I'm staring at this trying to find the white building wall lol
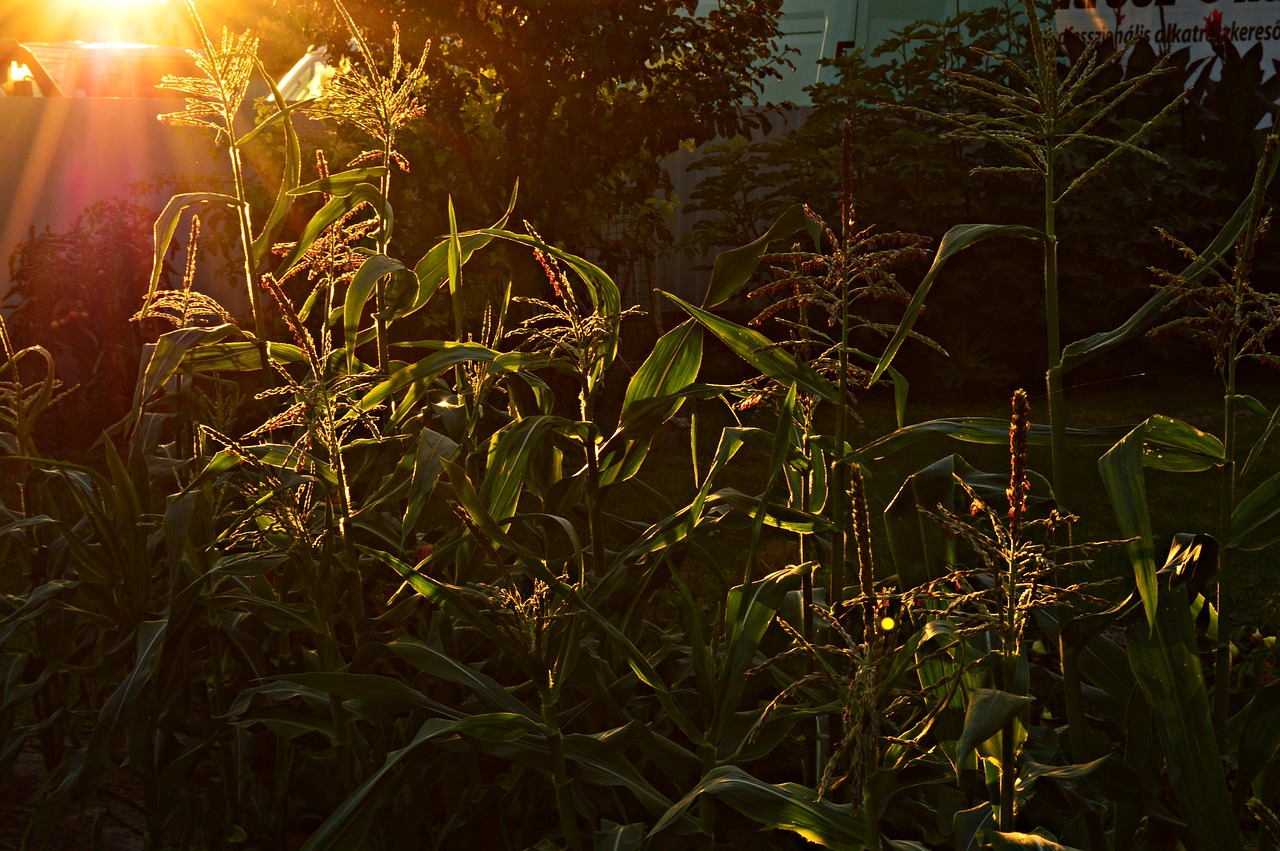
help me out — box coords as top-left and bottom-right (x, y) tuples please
(699, 0), (1008, 106)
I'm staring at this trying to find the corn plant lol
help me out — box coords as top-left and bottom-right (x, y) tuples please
(152, 1), (272, 352)
(866, 0), (1183, 508)
(308, 0), (429, 372)
(1104, 126), (1280, 742)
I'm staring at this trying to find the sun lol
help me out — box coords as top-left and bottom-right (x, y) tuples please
(71, 0), (170, 7)
(39, 0), (185, 45)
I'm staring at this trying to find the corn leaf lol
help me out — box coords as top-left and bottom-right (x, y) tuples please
(650, 765), (871, 848)
(1126, 583), (1243, 850)
(715, 566), (805, 746)
(409, 184), (518, 317)
(1234, 683), (1280, 810)
(1061, 175), (1275, 372)
(617, 320), (702, 430)
(344, 253), (406, 366)
(356, 342), (497, 412)
(1100, 417), (1226, 627)
(400, 429), (459, 546)
(301, 714), (542, 851)
(956, 688), (1032, 771)
(173, 341), (306, 373)
(44, 619), (168, 816)
(884, 455), (962, 591)
(145, 192), (240, 303)
(858, 419), (1130, 463)
(702, 203), (819, 308)
(1230, 467), (1280, 550)
(1240, 395), (1280, 477)
(592, 823), (644, 851)
(287, 166), (389, 198)
(1099, 423), (1160, 630)
(868, 223), (1044, 386)
(273, 672), (460, 718)
(481, 415), (577, 526)
(475, 228), (620, 323)
(1138, 416), (1224, 472)
(981, 830), (1082, 850)
(664, 293), (839, 404)
(275, 183), (393, 275)
(247, 68), (306, 265)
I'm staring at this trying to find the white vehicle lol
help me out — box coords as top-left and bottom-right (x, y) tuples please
(23, 41), (197, 98)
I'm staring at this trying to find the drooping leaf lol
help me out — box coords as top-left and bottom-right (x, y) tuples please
(287, 166), (389, 198)
(606, 319), (704, 474)
(355, 342), (498, 413)
(981, 830), (1083, 850)
(275, 183), (393, 275)
(1231, 467), (1280, 550)
(1240, 395), (1280, 477)
(1100, 416), (1225, 627)
(171, 341), (306, 374)
(301, 714), (542, 851)
(475, 228), (620, 324)
(884, 455), (962, 591)
(1234, 683), (1280, 810)
(1099, 424), (1161, 629)
(1062, 180), (1276, 372)
(248, 70), (306, 265)
(650, 765), (870, 848)
(1126, 583), (1243, 851)
(562, 729), (680, 817)
(409, 183), (518, 317)
(343, 253), (407, 366)
(868, 223), (1045, 385)
(702, 203), (820, 307)
(858, 419), (1130, 463)
(665, 293), (839, 404)
(273, 672), (458, 718)
(592, 822), (645, 851)
(1138, 416), (1224, 473)
(956, 688), (1032, 771)
(145, 192), (241, 303)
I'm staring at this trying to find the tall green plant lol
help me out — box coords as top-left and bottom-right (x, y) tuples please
(310, 0), (429, 372)
(154, 2), (272, 352)
(1147, 129), (1280, 738)
(870, 0), (1182, 508)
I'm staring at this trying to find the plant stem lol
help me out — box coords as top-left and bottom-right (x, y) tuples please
(1042, 159), (1069, 510)
(999, 549), (1019, 832)
(831, 276), (850, 611)
(582, 389), (604, 582)
(374, 143), (394, 373)
(800, 429), (818, 785)
(542, 687), (582, 851)
(228, 145), (265, 355)
(1059, 634), (1091, 763)
(1214, 359), (1237, 745)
